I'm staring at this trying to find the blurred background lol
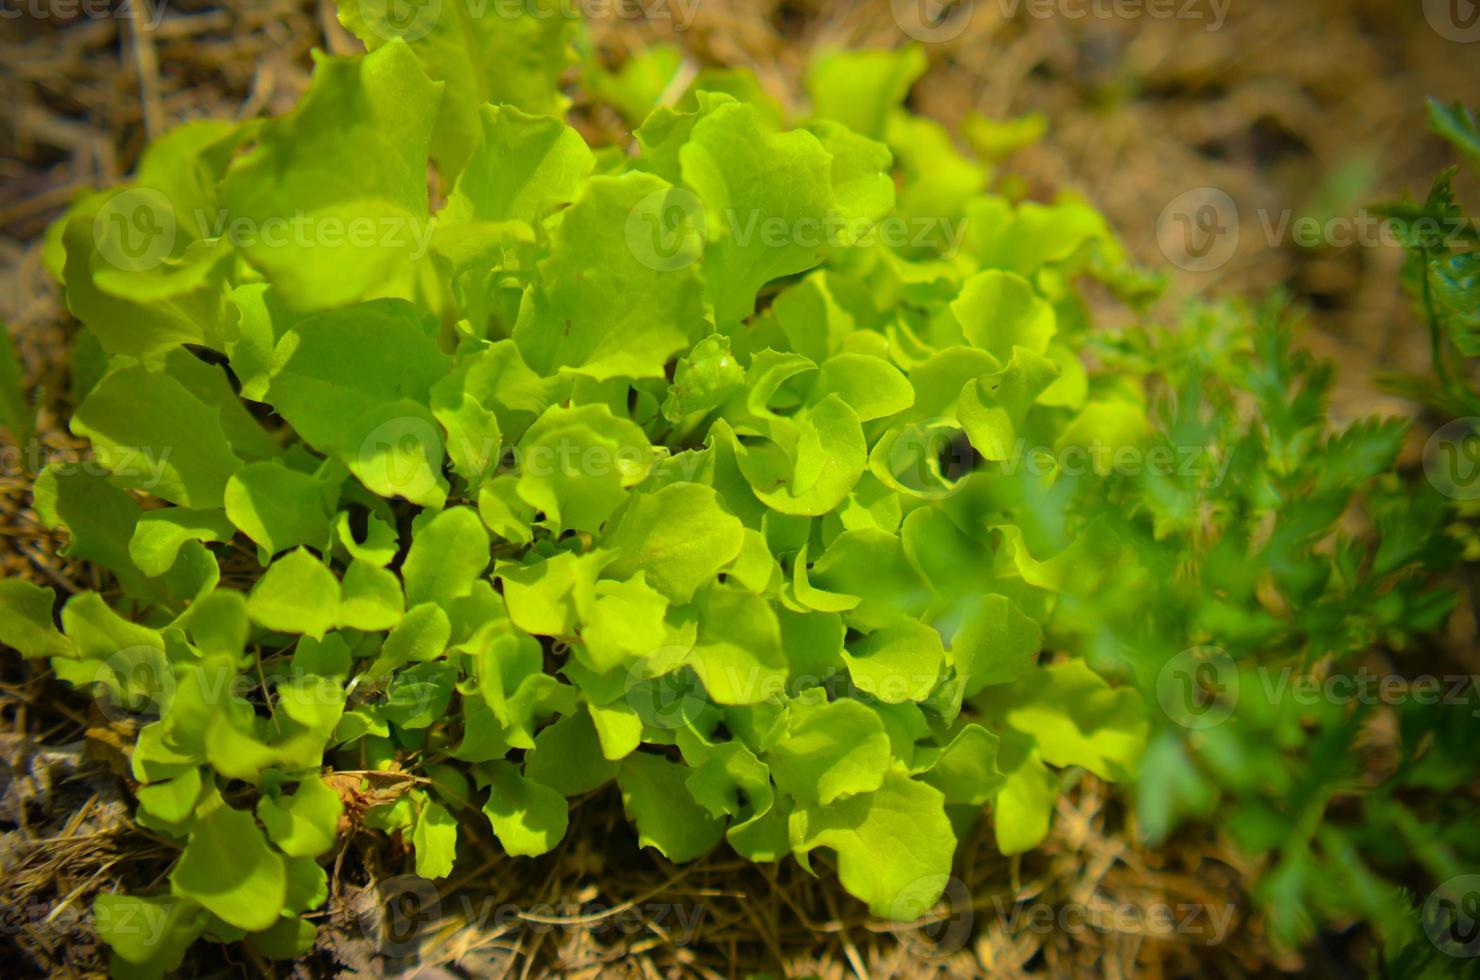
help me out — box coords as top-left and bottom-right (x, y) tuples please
(0, 1), (1476, 976)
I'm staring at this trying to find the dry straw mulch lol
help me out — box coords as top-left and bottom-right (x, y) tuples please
(1, 1), (1473, 975)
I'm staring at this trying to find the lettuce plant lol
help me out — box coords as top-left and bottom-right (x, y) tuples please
(0, 12), (1165, 972)
(0, 3), (1466, 976)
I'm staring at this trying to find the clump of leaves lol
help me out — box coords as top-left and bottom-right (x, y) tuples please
(0, 9), (1169, 975)
(1, 6), (1472, 976)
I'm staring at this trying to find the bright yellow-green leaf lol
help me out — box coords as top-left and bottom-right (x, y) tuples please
(481, 761), (569, 857)
(225, 460), (336, 557)
(403, 507), (490, 609)
(976, 660), (1148, 783)
(806, 46), (927, 141)
(788, 769), (955, 920)
(257, 775), (344, 858)
(618, 752), (724, 862)
(768, 698), (890, 805)
(513, 404), (652, 533)
(689, 585), (788, 705)
(601, 482), (745, 603)
(841, 620), (945, 704)
(72, 363), (242, 509)
(338, 0), (576, 179)
(170, 789), (286, 932)
(577, 573), (669, 674)
(514, 173), (706, 382)
(246, 548), (341, 637)
(525, 711), (619, 796)
(338, 561), (405, 632)
(219, 41), (442, 310)
(411, 797), (458, 879)
(0, 581), (71, 659)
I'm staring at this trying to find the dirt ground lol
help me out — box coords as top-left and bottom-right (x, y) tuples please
(0, 0), (1476, 975)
